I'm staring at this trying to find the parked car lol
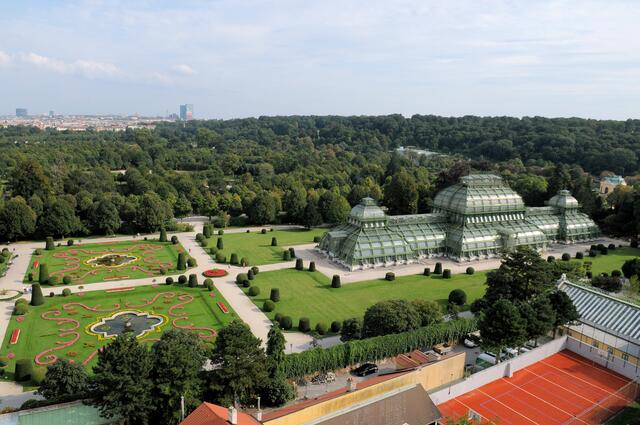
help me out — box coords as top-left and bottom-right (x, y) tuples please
(352, 363), (378, 377)
(463, 331), (482, 348)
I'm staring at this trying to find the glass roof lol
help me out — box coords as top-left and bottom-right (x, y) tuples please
(546, 190), (580, 209)
(433, 174), (525, 215)
(349, 197), (386, 221)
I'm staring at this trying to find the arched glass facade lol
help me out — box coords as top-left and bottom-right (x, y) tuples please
(319, 175), (600, 270)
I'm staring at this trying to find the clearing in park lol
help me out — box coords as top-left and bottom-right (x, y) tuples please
(23, 240), (192, 285)
(243, 268), (487, 331)
(1, 284), (236, 381)
(206, 228), (325, 266)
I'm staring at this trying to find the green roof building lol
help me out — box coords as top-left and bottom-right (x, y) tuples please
(319, 174), (599, 270)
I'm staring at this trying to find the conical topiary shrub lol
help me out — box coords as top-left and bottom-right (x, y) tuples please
(45, 237), (54, 251)
(159, 228), (167, 242)
(271, 237), (278, 246)
(177, 253), (186, 270)
(331, 275), (341, 288)
(309, 261), (316, 272)
(30, 283), (44, 306)
(270, 288), (280, 302)
(188, 274), (198, 287)
(38, 264), (49, 285)
(434, 262), (443, 274)
(295, 258), (303, 270)
(217, 238), (224, 250)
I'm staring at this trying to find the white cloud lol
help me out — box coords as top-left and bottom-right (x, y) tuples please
(23, 52), (120, 79)
(172, 64), (196, 76)
(492, 55), (541, 66)
(0, 50), (11, 65)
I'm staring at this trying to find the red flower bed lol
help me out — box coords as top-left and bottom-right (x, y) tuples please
(203, 269), (228, 278)
(10, 329), (20, 345)
(217, 302), (229, 314)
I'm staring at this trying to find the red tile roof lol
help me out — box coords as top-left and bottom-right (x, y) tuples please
(181, 402), (261, 425)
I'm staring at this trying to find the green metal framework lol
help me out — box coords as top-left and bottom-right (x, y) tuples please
(319, 176), (600, 270)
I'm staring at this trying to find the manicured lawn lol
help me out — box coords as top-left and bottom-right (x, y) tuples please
(242, 268), (487, 331)
(22, 240), (194, 285)
(575, 247), (640, 276)
(206, 228), (326, 266)
(0, 283), (236, 380)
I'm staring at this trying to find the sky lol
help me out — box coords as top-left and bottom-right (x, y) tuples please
(1, 0), (639, 119)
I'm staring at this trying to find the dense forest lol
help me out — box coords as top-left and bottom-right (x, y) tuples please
(0, 115), (639, 241)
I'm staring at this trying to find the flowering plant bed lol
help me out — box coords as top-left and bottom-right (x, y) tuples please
(203, 269), (228, 278)
(10, 329), (20, 344)
(217, 302), (229, 314)
(0, 285), (236, 373)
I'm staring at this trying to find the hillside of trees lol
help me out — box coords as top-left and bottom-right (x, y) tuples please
(0, 115), (638, 241)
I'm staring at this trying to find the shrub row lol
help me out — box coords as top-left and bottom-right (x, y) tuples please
(281, 318), (477, 378)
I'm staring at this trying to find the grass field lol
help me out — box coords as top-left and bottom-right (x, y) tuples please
(206, 228), (325, 266)
(0, 283), (236, 382)
(606, 399), (640, 424)
(242, 268), (487, 331)
(575, 246), (640, 276)
(23, 240), (193, 285)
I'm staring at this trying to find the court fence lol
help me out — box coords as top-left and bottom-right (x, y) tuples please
(563, 378), (639, 424)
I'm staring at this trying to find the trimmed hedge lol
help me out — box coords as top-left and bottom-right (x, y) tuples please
(423, 267), (431, 276)
(248, 286), (261, 296)
(315, 322), (328, 335)
(385, 272), (395, 281)
(282, 318), (477, 378)
(575, 252), (584, 260)
(240, 257), (249, 267)
(14, 359), (32, 382)
(280, 316), (293, 330)
(188, 274), (198, 288)
(309, 261), (316, 272)
(204, 278), (214, 291)
(263, 300), (276, 312)
(289, 247), (296, 258)
(271, 237), (278, 246)
(331, 321), (342, 333)
(248, 269), (255, 280)
(236, 273), (248, 285)
(251, 266), (260, 275)
(295, 258), (304, 270)
(331, 275), (341, 288)
(178, 275), (187, 284)
(298, 317), (311, 332)
(283, 250), (291, 261)
(466, 267), (474, 275)
(547, 255), (556, 262)
(561, 253), (571, 261)
(434, 262), (443, 274)
(230, 253), (239, 265)
(165, 277), (174, 285)
(442, 269), (452, 279)
(270, 288), (280, 302)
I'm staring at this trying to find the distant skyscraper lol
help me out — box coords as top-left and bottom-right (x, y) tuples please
(49, 110), (54, 118)
(179, 104), (194, 121)
(15, 108), (28, 117)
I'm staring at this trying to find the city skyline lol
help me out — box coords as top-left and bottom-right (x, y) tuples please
(1, 1), (640, 120)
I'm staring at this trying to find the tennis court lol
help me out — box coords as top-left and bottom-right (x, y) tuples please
(438, 350), (638, 424)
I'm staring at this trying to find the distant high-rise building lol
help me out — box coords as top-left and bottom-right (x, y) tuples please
(16, 108), (28, 117)
(179, 104), (194, 121)
(49, 110), (55, 118)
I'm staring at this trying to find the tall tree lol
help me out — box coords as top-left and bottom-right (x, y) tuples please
(478, 299), (527, 361)
(38, 359), (88, 400)
(88, 334), (153, 425)
(547, 164), (572, 197)
(8, 158), (51, 199)
(383, 169), (418, 215)
(88, 199), (120, 235)
(262, 326), (293, 406)
(318, 191), (350, 224)
(0, 196), (37, 240)
(363, 299), (421, 338)
(549, 290), (580, 336)
(283, 182), (307, 223)
(136, 192), (173, 232)
(207, 320), (268, 406)
(248, 191), (278, 225)
(39, 199), (82, 238)
(150, 329), (206, 424)
(303, 199), (323, 228)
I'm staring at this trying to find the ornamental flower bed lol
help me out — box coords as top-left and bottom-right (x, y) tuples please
(217, 302), (229, 314)
(10, 329), (20, 345)
(203, 269), (228, 278)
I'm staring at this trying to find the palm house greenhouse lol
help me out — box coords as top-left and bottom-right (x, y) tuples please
(319, 174), (599, 270)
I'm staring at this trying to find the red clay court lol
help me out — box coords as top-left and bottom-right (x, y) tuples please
(438, 350), (638, 424)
